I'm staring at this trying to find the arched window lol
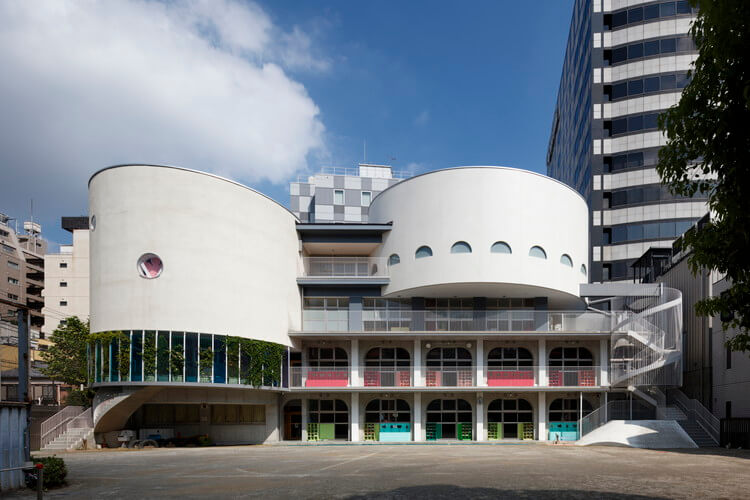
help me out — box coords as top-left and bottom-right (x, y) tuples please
(491, 241), (512, 254)
(307, 347), (348, 368)
(388, 254), (400, 266)
(415, 246), (433, 259)
(488, 399), (533, 438)
(426, 347), (473, 387)
(549, 347), (593, 367)
(529, 246), (547, 259)
(560, 254), (573, 267)
(580, 264), (587, 275)
(308, 399), (349, 439)
(548, 347), (595, 387)
(364, 347), (411, 387)
(365, 398), (410, 423)
(426, 399), (473, 439)
(487, 347), (533, 368)
(451, 241), (472, 254)
(549, 398), (593, 422)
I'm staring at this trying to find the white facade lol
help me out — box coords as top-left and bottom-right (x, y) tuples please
(86, 164), (684, 447)
(370, 167), (589, 307)
(43, 229), (90, 335)
(88, 165), (300, 345)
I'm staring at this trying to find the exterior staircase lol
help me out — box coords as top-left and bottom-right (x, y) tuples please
(41, 426), (93, 451)
(676, 418), (717, 448)
(38, 406), (94, 452)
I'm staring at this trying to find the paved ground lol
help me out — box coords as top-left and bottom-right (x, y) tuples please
(8, 443), (750, 499)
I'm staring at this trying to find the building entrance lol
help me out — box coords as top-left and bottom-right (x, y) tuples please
(283, 400), (302, 440)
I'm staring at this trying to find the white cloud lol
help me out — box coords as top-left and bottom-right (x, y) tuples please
(414, 110), (430, 126)
(0, 0), (327, 227)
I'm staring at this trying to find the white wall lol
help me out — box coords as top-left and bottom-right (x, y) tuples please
(368, 167), (589, 307)
(89, 165), (300, 346)
(43, 229), (90, 335)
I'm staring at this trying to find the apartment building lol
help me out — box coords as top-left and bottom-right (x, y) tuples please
(0, 214), (46, 336)
(43, 217), (90, 336)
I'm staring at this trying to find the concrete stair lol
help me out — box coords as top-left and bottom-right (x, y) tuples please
(41, 427), (93, 451)
(663, 406), (687, 421)
(677, 419), (717, 448)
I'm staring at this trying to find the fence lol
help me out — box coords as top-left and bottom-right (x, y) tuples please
(720, 418), (750, 448)
(580, 399), (656, 437)
(0, 402), (28, 491)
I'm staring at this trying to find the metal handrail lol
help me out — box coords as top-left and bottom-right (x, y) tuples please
(301, 309), (632, 333)
(300, 257), (389, 278)
(39, 406), (84, 449)
(68, 407), (93, 429)
(670, 389), (719, 443)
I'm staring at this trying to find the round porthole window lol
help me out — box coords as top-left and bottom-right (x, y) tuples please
(89, 215), (96, 231)
(137, 253), (163, 279)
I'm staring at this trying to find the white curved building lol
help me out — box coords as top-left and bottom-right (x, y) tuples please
(85, 164), (682, 448)
(369, 167), (589, 306)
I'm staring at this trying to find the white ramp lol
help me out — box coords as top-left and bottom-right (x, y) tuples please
(577, 420), (698, 449)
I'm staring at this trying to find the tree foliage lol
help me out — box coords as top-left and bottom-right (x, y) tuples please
(657, 1), (750, 352)
(41, 317), (89, 386)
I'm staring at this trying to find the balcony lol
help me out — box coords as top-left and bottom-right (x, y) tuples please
(298, 257), (389, 285)
(298, 309), (621, 334)
(288, 365), (602, 388)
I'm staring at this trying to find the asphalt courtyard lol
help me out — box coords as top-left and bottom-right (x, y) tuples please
(9, 443), (750, 499)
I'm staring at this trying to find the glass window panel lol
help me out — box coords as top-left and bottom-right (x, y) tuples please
(628, 115), (643, 131)
(676, 37), (693, 52)
(612, 118), (627, 135)
(627, 152), (644, 168)
(185, 332), (198, 382)
(131, 331), (143, 382)
(643, 223), (660, 239)
(675, 72), (690, 88)
(661, 74), (677, 90)
(676, 1), (691, 14)
(628, 43), (643, 59)
(644, 40), (660, 56)
(644, 4), (659, 19)
(644, 76), (660, 93)
(213, 336), (226, 384)
(628, 79), (643, 95)
(612, 11), (627, 28)
(628, 224), (643, 240)
(627, 7), (643, 23)
(660, 222), (676, 238)
(660, 2), (676, 17)
(643, 113), (658, 129)
(612, 47), (627, 64)
(157, 331), (170, 382)
(612, 83), (627, 100)
(661, 38), (676, 53)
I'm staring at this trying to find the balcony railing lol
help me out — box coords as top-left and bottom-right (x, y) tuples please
(288, 365), (602, 388)
(300, 257), (389, 278)
(301, 309), (624, 333)
(290, 367), (350, 387)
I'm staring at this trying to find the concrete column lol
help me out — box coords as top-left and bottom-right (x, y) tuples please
(351, 339), (360, 387)
(537, 392), (547, 441)
(350, 392), (360, 442)
(349, 296), (363, 332)
(599, 338), (609, 386)
(301, 398), (308, 441)
(413, 339), (422, 387)
(413, 392), (422, 441)
(538, 339), (547, 386)
(476, 338), (484, 387)
(301, 346), (308, 387)
(476, 393), (485, 441)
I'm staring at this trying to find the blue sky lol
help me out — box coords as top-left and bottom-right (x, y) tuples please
(0, 0), (573, 246)
(251, 0), (574, 214)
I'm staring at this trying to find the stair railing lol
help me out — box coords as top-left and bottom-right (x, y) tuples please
(39, 406), (85, 450)
(669, 389), (719, 444)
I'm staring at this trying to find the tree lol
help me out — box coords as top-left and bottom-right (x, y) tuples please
(657, 1), (750, 352)
(41, 316), (89, 386)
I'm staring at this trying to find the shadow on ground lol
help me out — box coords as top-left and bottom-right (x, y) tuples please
(346, 485), (667, 499)
(655, 447), (750, 460)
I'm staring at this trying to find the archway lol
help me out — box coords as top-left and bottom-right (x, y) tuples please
(426, 398), (472, 439)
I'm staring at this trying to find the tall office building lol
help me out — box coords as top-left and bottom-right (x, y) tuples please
(290, 164), (407, 223)
(547, 0), (707, 282)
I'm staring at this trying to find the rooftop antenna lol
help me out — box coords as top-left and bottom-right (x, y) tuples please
(363, 140), (367, 163)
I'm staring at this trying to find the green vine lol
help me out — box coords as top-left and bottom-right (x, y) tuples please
(143, 332), (156, 379)
(169, 348), (185, 379)
(236, 338), (285, 387)
(199, 346), (213, 381)
(88, 331), (129, 381)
